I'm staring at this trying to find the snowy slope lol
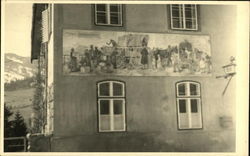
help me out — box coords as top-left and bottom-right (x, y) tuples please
(4, 53), (37, 83)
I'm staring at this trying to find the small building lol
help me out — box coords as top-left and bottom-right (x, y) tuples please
(30, 3), (236, 152)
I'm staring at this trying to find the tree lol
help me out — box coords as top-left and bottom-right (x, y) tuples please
(12, 111), (28, 137)
(4, 106), (28, 152)
(31, 72), (44, 133)
(4, 104), (14, 137)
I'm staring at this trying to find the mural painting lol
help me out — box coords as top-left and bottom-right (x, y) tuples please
(63, 30), (212, 76)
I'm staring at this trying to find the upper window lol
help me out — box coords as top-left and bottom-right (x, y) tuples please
(176, 81), (202, 129)
(95, 4), (123, 26)
(170, 4), (198, 30)
(97, 81), (126, 132)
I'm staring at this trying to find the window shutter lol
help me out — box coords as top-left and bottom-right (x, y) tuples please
(42, 9), (49, 43)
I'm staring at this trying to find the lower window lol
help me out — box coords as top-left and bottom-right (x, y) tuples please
(98, 98), (126, 132)
(177, 98), (202, 129)
(176, 81), (202, 129)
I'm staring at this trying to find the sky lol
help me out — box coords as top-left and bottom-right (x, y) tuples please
(4, 3), (33, 57)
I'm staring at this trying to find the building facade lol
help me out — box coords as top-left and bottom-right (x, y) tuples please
(31, 3), (236, 152)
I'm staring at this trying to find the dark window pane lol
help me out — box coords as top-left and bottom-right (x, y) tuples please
(192, 19), (197, 29)
(172, 18), (183, 28)
(172, 9), (180, 17)
(178, 83), (186, 96)
(110, 4), (119, 12)
(186, 20), (193, 29)
(171, 4), (183, 17)
(96, 4), (106, 11)
(172, 20), (179, 28)
(110, 13), (119, 24)
(113, 82), (123, 96)
(185, 9), (192, 18)
(114, 100), (123, 114)
(111, 17), (119, 24)
(100, 100), (110, 114)
(190, 83), (198, 95)
(99, 82), (110, 96)
(191, 99), (198, 113)
(179, 99), (186, 113)
(97, 13), (107, 24)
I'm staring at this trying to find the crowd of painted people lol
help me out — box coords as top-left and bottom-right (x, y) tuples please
(64, 41), (212, 74)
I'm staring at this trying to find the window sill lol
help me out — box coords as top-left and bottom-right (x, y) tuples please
(98, 130), (126, 133)
(178, 127), (203, 131)
(95, 23), (123, 27)
(171, 28), (199, 31)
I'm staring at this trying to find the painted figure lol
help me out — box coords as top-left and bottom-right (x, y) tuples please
(80, 50), (91, 68)
(147, 49), (153, 69)
(205, 55), (212, 73)
(94, 46), (102, 64)
(199, 57), (206, 73)
(142, 36), (148, 47)
(141, 47), (149, 69)
(111, 48), (118, 69)
(152, 57), (156, 70)
(135, 48), (141, 65)
(129, 48), (134, 65)
(166, 45), (173, 67)
(184, 47), (192, 60)
(88, 45), (96, 71)
(106, 39), (118, 47)
(172, 52), (181, 72)
(156, 54), (162, 69)
(153, 50), (159, 69)
(69, 48), (78, 72)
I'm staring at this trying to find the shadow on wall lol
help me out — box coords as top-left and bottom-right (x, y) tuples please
(28, 130), (235, 152)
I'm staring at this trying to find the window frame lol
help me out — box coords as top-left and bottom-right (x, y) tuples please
(170, 4), (198, 31)
(176, 81), (203, 130)
(94, 4), (123, 27)
(97, 80), (126, 132)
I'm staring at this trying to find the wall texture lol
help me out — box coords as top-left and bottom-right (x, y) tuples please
(51, 4), (236, 152)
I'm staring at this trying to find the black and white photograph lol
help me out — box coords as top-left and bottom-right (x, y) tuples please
(1, 0), (249, 155)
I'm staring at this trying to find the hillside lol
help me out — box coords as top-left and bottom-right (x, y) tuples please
(4, 77), (35, 91)
(5, 53), (37, 83)
(4, 53), (37, 129)
(4, 88), (34, 129)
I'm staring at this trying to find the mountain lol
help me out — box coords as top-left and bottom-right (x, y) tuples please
(5, 53), (37, 83)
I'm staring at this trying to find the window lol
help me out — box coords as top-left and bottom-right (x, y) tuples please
(97, 81), (126, 132)
(170, 4), (198, 30)
(176, 81), (202, 129)
(95, 4), (123, 26)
